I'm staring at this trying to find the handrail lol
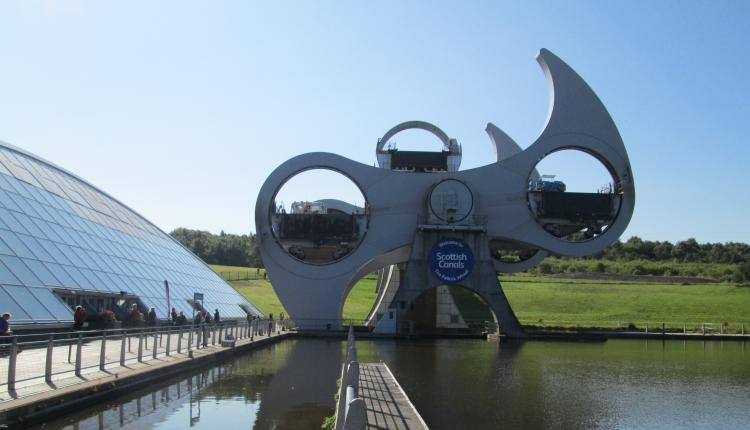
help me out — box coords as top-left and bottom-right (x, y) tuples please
(4, 322), (230, 343)
(335, 326), (366, 430)
(0, 317), (295, 396)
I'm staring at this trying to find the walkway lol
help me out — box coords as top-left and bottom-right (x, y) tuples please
(358, 363), (427, 430)
(0, 325), (285, 405)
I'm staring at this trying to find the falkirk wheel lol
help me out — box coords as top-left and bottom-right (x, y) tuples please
(255, 49), (635, 337)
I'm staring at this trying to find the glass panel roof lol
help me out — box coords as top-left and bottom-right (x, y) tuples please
(0, 144), (261, 323)
(3, 285), (55, 320)
(0, 287), (31, 320)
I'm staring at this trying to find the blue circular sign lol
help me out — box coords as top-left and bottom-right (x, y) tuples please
(429, 239), (474, 284)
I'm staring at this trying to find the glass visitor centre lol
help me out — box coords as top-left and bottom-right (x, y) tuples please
(0, 141), (261, 326)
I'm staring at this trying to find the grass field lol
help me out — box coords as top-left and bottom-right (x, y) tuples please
(212, 265), (750, 330)
(501, 274), (750, 329)
(213, 265), (376, 320)
(210, 265), (264, 273)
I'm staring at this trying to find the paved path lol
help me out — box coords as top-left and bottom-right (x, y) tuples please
(0, 326), (283, 404)
(358, 363), (427, 430)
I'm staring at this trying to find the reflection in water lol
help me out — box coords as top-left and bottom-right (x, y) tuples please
(31, 339), (342, 430)
(358, 339), (750, 429)
(31, 338), (750, 430)
(254, 338), (343, 428)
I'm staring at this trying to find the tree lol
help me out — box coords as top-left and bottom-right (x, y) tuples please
(653, 241), (674, 260)
(673, 238), (701, 262)
(732, 262), (750, 283)
(169, 228), (264, 268)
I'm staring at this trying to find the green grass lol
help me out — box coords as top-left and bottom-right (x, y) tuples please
(229, 279), (287, 317)
(213, 265), (750, 330)
(226, 279), (375, 320)
(341, 278), (378, 321)
(213, 265), (375, 320)
(209, 265), (281, 316)
(210, 265), (266, 274)
(501, 275), (750, 330)
(448, 286), (493, 322)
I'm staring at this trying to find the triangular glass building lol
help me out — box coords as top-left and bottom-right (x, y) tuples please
(0, 141), (261, 326)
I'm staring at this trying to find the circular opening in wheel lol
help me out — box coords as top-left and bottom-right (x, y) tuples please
(526, 148), (622, 242)
(269, 168), (369, 264)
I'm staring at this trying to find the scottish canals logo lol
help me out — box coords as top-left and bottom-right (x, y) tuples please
(428, 239), (474, 284)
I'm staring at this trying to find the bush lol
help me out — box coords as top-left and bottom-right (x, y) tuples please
(732, 262), (750, 283)
(537, 262), (552, 274)
(321, 416), (336, 430)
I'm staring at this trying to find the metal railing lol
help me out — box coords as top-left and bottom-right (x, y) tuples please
(520, 319), (750, 335)
(0, 317), (294, 397)
(289, 318), (369, 331)
(217, 271), (267, 282)
(334, 326), (366, 430)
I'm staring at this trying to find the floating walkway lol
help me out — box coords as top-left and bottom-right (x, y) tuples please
(358, 363), (427, 430)
(335, 327), (427, 430)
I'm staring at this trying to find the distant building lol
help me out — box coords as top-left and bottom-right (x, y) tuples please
(0, 141), (261, 326)
(290, 199), (363, 215)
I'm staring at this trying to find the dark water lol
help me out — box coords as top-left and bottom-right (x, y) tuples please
(359, 339), (750, 430)
(33, 338), (749, 430)
(32, 339), (342, 430)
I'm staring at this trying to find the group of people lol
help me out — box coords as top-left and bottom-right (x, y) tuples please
(125, 304), (160, 326)
(76, 304), (226, 327)
(170, 307), (189, 325)
(68, 303), (231, 330)
(0, 304), (275, 341)
(191, 308), (221, 325)
(168, 307), (222, 326)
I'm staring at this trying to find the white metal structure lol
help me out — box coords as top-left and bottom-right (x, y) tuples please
(256, 49), (635, 336)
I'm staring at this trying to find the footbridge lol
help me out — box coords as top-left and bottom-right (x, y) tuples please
(0, 318), (291, 427)
(335, 327), (427, 430)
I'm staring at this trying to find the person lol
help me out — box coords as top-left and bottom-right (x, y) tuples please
(194, 311), (203, 325)
(214, 309), (220, 324)
(147, 308), (157, 326)
(130, 304), (141, 326)
(73, 305), (86, 330)
(171, 307), (178, 324)
(177, 311), (187, 325)
(204, 311), (212, 324)
(279, 312), (285, 321)
(0, 313), (20, 355)
(0, 313), (12, 336)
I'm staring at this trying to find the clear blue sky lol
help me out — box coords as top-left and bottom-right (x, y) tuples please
(1, 1), (748, 243)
